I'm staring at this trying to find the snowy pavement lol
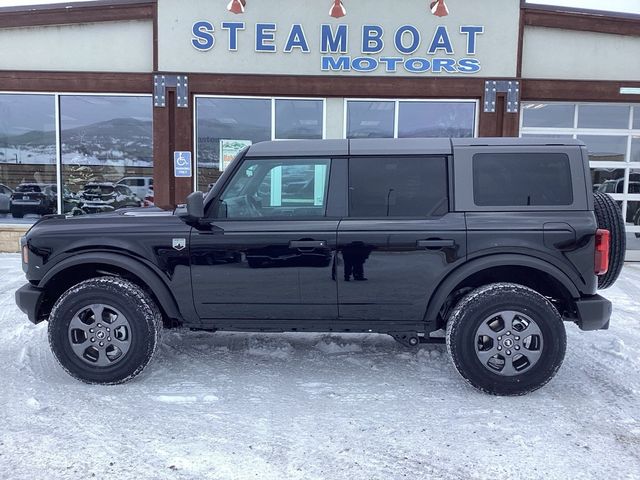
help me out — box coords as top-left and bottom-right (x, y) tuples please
(1, 253), (639, 480)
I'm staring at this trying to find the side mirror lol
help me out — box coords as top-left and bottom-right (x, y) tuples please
(177, 191), (204, 222)
(187, 191), (205, 218)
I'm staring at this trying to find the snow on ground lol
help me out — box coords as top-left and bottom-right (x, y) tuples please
(0, 253), (639, 480)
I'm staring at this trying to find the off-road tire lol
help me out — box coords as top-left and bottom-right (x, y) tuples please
(446, 283), (566, 396)
(593, 192), (625, 289)
(48, 276), (163, 384)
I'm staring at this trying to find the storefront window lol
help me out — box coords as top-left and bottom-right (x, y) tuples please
(398, 102), (475, 138)
(346, 100), (477, 139)
(195, 97), (327, 190)
(0, 94), (56, 223)
(577, 135), (627, 162)
(520, 134), (574, 139)
(591, 168), (625, 194)
(346, 101), (395, 139)
(59, 95), (153, 215)
(275, 99), (323, 140)
(521, 102), (640, 259)
(522, 103), (575, 128)
(577, 104), (630, 129)
(631, 136), (640, 163)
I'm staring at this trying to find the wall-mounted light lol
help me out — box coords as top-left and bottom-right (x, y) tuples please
(430, 0), (449, 17)
(227, 0), (245, 14)
(330, 0), (346, 18)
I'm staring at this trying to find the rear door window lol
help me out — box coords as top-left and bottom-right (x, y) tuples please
(348, 157), (448, 217)
(473, 153), (573, 206)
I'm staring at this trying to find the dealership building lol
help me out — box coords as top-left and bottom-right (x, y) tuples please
(0, 0), (639, 257)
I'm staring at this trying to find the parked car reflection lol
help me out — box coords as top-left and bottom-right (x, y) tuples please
(10, 183), (57, 218)
(76, 182), (142, 214)
(0, 183), (13, 214)
(246, 242), (332, 269)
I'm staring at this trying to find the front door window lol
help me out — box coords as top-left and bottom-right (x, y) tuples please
(218, 159), (330, 218)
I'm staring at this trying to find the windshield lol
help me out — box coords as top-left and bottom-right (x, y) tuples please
(83, 185), (114, 195)
(16, 184), (42, 193)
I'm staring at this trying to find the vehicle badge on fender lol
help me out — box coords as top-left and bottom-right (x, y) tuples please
(172, 238), (186, 251)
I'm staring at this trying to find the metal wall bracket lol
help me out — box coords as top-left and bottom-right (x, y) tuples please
(154, 74), (189, 108)
(483, 80), (520, 114)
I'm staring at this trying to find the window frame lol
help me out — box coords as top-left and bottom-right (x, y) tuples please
(210, 156), (336, 221)
(453, 145), (588, 212)
(520, 101), (640, 232)
(346, 155), (451, 220)
(0, 90), (153, 226)
(471, 152), (574, 207)
(343, 98), (480, 140)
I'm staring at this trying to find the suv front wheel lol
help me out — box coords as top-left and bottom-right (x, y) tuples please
(446, 283), (566, 396)
(48, 277), (163, 384)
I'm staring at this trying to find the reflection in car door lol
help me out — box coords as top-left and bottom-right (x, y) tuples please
(337, 156), (467, 322)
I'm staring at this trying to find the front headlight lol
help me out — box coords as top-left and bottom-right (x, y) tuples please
(22, 244), (29, 264)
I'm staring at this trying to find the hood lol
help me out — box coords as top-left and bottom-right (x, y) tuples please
(25, 207), (175, 236)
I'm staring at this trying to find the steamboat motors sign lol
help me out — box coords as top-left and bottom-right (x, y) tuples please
(191, 22), (484, 74)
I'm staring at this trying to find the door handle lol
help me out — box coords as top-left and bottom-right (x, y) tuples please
(417, 239), (455, 249)
(289, 240), (327, 249)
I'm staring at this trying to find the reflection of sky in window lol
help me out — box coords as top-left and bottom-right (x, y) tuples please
(578, 135), (628, 161)
(347, 101), (395, 139)
(275, 100), (323, 139)
(196, 98), (271, 142)
(522, 103), (575, 128)
(0, 94), (55, 136)
(578, 105), (630, 129)
(398, 102), (475, 138)
(60, 96), (152, 129)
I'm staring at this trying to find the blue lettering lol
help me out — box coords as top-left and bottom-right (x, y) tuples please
(428, 26), (453, 54)
(191, 21), (215, 51)
(221, 22), (244, 51)
(432, 58), (457, 73)
(256, 23), (277, 52)
(352, 56), (378, 72)
(394, 25), (420, 55)
(404, 58), (431, 73)
(362, 25), (384, 54)
(320, 24), (348, 53)
(379, 57), (404, 73)
(284, 24), (310, 53)
(457, 58), (481, 73)
(321, 56), (351, 71)
(460, 26), (484, 55)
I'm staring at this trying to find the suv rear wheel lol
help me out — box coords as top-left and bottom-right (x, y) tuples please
(48, 277), (162, 384)
(446, 283), (566, 396)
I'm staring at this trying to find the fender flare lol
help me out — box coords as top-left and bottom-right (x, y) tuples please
(39, 252), (182, 320)
(425, 253), (581, 325)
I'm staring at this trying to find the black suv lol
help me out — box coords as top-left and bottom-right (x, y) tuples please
(10, 183), (57, 218)
(15, 138), (625, 395)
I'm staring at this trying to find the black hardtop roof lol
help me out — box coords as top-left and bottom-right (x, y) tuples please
(245, 137), (584, 157)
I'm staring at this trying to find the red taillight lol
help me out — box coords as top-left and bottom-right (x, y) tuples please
(595, 229), (610, 275)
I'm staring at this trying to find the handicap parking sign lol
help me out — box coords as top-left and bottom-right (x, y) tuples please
(174, 151), (192, 178)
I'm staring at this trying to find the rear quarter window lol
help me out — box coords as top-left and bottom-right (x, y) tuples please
(473, 153), (573, 206)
